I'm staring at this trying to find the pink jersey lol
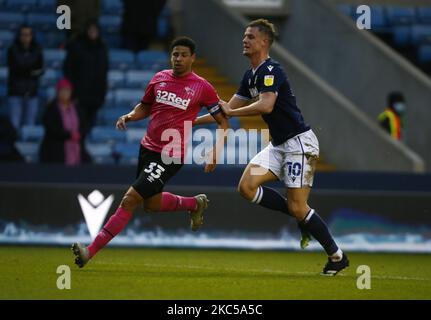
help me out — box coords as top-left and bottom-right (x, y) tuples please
(141, 70), (220, 159)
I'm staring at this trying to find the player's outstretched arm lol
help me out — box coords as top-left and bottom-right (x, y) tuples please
(220, 92), (276, 117)
(204, 112), (229, 173)
(116, 103), (151, 130)
(194, 96), (249, 126)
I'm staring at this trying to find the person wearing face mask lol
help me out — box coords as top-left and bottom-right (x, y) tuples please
(63, 21), (108, 130)
(378, 92), (406, 141)
(39, 78), (91, 165)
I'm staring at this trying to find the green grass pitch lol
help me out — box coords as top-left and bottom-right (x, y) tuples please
(1, 246), (431, 299)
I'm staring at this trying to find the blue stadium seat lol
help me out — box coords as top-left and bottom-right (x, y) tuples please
(113, 143), (140, 165)
(108, 70), (125, 89)
(97, 108), (128, 126)
(114, 89), (143, 108)
(386, 6), (417, 25)
(103, 0), (123, 14)
(20, 125), (44, 142)
(40, 69), (60, 87)
(418, 44), (431, 63)
(109, 49), (135, 70)
(417, 7), (431, 24)
(124, 70), (154, 88)
(36, 0), (56, 13)
(85, 143), (115, 164)
(27, 13), (57, 31)
(15, 142), (39, 162)
(0, 12), (25, 30)
(43, 49), (66, 69)
(0, 48), (6, 66)
(411, 24), (431, 45)
(0, 84), (7, 98)
(136, 50), (169, 71)
(126, 128), (146, 143)
(99, 15), (122, 34)
(42, 31), (65, 48)
(392, 26), (411, 46)
(337, 4), (353, 18)
(370, 6), (389, 32)
(4, 0), (37, 12)
(0, 67), (8, 84)
(0, 30), (14, 49)
(90, 126), (126, 143)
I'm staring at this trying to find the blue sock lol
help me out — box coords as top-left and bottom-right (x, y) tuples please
(251, 186), (291, 215)
(251, 186), (308, 235)
(300, 209), (339, 256)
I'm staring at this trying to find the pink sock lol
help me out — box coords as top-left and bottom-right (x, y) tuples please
(159, 192), (197, 212)
(87, 207), (132, 258)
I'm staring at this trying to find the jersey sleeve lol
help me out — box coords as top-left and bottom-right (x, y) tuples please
(141, 74), (159, 104)
(201, 81), (222, 116)
(235, 71), (252, 100)
(257, 66), (285, 95)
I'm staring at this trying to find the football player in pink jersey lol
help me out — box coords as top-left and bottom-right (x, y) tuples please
(72, 37), (229, 268)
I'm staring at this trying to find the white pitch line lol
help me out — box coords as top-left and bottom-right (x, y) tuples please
(100, 261), (431, 282)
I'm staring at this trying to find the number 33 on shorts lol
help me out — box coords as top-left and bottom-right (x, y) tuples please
(144, 162), (166, 181)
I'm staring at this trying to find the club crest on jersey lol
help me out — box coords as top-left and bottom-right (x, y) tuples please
(184, 86), (195, 96)
(264, 75), (274, 87)
(156, 90), (191, 110)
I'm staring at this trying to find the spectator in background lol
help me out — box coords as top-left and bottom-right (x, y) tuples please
(0, 115), (24, 163)
(7, 25), (44, 130)
(63, 21), (108, 130)
(57, 0), (101, 42)
(378, 91), (406, 141)
(39, 78), (91, 165)
(121, 0), (167, 52)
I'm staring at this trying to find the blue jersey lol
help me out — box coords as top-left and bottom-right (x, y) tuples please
(235, 58), (310, 145)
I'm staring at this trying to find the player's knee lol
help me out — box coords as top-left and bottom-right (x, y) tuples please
(120, 193), (140, 212)
(237, 180), (258, 201)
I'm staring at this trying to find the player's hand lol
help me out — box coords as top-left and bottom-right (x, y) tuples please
(204, 151), (217, 173)
(116, 115), (129, 130)
(219, 100), (232, 117)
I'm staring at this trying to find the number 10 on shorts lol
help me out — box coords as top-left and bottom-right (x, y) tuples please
(286, 162), (302, 177)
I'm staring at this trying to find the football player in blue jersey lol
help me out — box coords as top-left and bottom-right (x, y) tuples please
(195, 19), (348, 276)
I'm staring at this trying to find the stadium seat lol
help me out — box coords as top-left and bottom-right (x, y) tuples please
(43, 49), (66, 69)
(114, 89), (143, 108)
(136, 50), (169, 71)
(0, 48), (6, 65)
(27, 13), (57, 31)
(0, 30), (14, 49)
(20, 125), (44, 142)
(97, 108), (129, 126)
(113, 143), (140, 165)
(386, 6), (417, 25)
(411, 24), (431, 45)
(0, 67), (8, 84)
(392, 26), (411, 46)
(99, 15), (122, 34)
(337, 4), (353, 18)
(109, 49), (135, 70)
(36, 0), (56, 13)
(85, 143), (115, 164)
(0, 12), (25, 30)
(108, 70), (125, 89)
(418, 44), (431, 63)
(42, 31), (65, 48)
(89, 126), (126, 143)
(4, 0), (37, 12)
(40, 69), (60, 87)
(102, 0), (123, 14)
(15, 142), (39, 163)
(103, 33), (121, 48)
(126, 128), (146, 143)
(417, 7), (431, 24)
(370, 6), (389, 32)
(124, 70), (154, 88)
(0, 84), (7, 98)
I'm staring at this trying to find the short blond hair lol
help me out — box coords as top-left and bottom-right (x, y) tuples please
(247, 18), (277, 45)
